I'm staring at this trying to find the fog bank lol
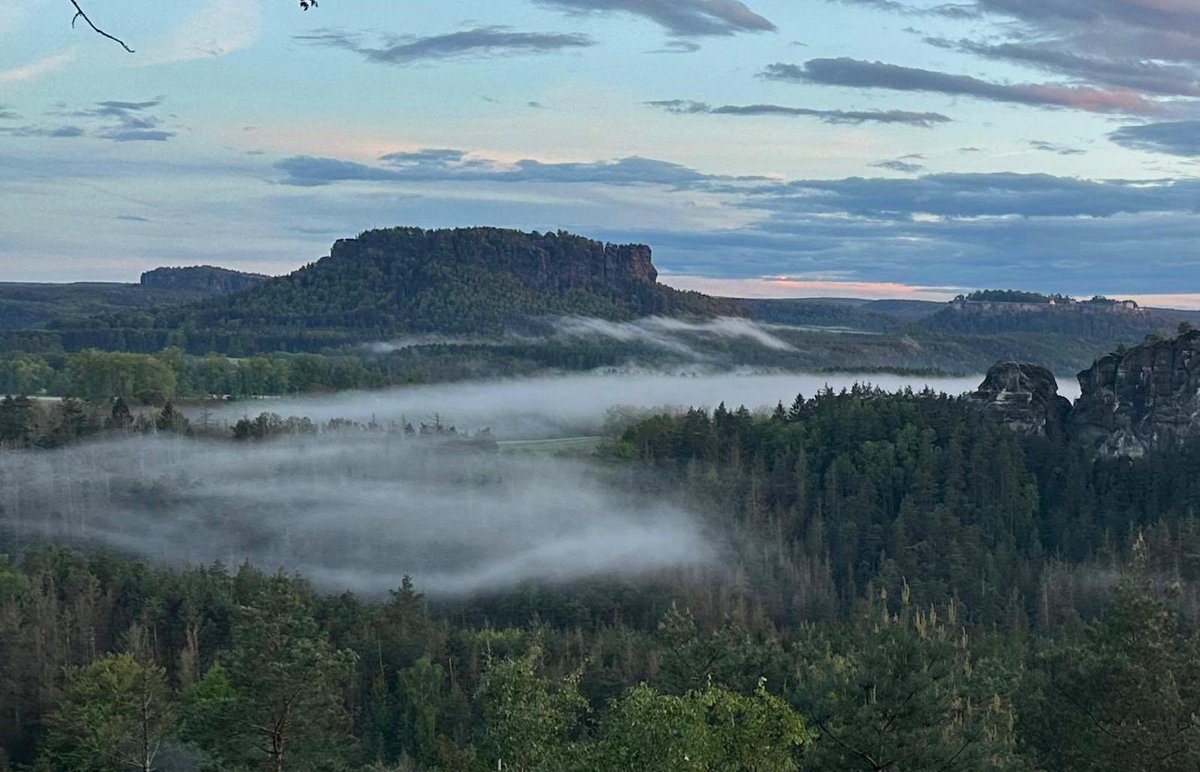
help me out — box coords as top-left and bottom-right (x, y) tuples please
(552, 316), (798, 356)
(204, 371), (1000, 439)
(0, 435), (712, 597)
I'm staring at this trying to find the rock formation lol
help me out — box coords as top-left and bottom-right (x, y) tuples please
(140, 266), (268, 294)
(971, 329), (1200, 456)
(1070, 328), (1200, 457)
(967, 362), (1072, 440)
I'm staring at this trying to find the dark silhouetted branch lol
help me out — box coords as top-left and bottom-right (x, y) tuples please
(69, 0), (135, 53)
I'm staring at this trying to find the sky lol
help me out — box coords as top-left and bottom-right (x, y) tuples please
(1, 0), (1198, 304)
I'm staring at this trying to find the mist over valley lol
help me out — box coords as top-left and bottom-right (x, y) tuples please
(198, 369), (1001, 440)
(0, 432), (714, 597)
(6, 0), (1200, 765)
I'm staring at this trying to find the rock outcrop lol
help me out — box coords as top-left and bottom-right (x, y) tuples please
(1070, 329), (1200, 457)
(971, 330), (1200, 456)
(967, 362), (1072, 440)
(140, 266), (268, 294)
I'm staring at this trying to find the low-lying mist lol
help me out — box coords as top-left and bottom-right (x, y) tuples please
(367, 316), (800, 358)
(0, 434), (712, 597)
(4, 370), (1069, 598)
(552, 316), (798, 356)
(203, 371), (992, 439)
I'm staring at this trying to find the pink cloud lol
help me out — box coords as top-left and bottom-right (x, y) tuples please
(1125, 293), (1200, 310)
(660, 275), (962, 301)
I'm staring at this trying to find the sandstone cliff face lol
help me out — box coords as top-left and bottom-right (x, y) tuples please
(1070, 329), (1200, 457)
(967, 362), (1072, 440)
(972, 331), (1200, 456)
(332, 228), (660, 295)
(141, 266), (268, 294)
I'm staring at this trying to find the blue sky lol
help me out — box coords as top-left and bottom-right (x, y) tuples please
(1, 0), (1198, 303)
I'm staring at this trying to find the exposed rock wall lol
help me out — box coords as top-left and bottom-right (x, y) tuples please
(141, 266), (268, 294)
(967, 362), (1072, 440)
(1070, 329), (1200, 457)
(970, 330), (1200, 456)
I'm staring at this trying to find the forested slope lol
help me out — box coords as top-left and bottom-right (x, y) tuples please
(3, 384), (1200, 769)
(37, 228), (743, 355)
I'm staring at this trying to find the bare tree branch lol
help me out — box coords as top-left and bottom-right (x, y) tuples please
(66, 1), (319, 53)
(68, 0), (134, 53)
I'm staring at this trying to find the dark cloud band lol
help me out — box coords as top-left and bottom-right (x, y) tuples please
(1109, 121), (1200, 157)
(647, 99), (951, 126)
(534, 0), (776, 37)
(297, 27), (593, 65)
(763, 58), (1164, 115)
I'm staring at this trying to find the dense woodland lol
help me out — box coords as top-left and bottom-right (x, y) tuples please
(2, 385), (1200, 769)
(0, 343), (725, 405)
(1, 324), (1186, 405)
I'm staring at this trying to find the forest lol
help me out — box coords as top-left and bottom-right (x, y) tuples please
(1, 318), (1185, 405)
(2, 382), (1200, 770)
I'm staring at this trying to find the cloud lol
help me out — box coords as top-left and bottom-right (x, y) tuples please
(664, 275), (963, 301)
(825, 0), (979, 18)
(297, 26), (593, 65)
(752, 172), (1200, 219)
(1109, 121), (1200, 157)
(0, 96), (177, 143)
(976, 0), (1200, 41)
(648, 40), (702, 54)
(565, 167), (1200, 292)
(0, 124), (85, 139)
(264, 141), (1200, 292)
(1028, 140), (1087, 156)
(871, 159), (926, 172)
(647, 99), (952, 127)
(75, 97), (177, 142)
(275, 150), (753, 189)
(635, 212), (1200, 294)
(0, 51), (75, 83)
(926, 37), (1200, 97)
(859, 0), (1200, 125)
(533, 0), (776, 37)
(763, 58), (1166, 115)
(141, 0), (263, 63)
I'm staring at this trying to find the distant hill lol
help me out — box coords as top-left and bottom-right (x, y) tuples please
(921, 295), (1166, 338)
(0, 268), (265, 333)
(741, 292), (1185, 342)
(140, 266), (268, 294)
(31, 228), (744, 354)
(741, 297), (943, 332)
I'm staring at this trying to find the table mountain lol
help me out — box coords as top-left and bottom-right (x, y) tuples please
(140, 266), (268, 294)
(42, 227), (743, 354)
